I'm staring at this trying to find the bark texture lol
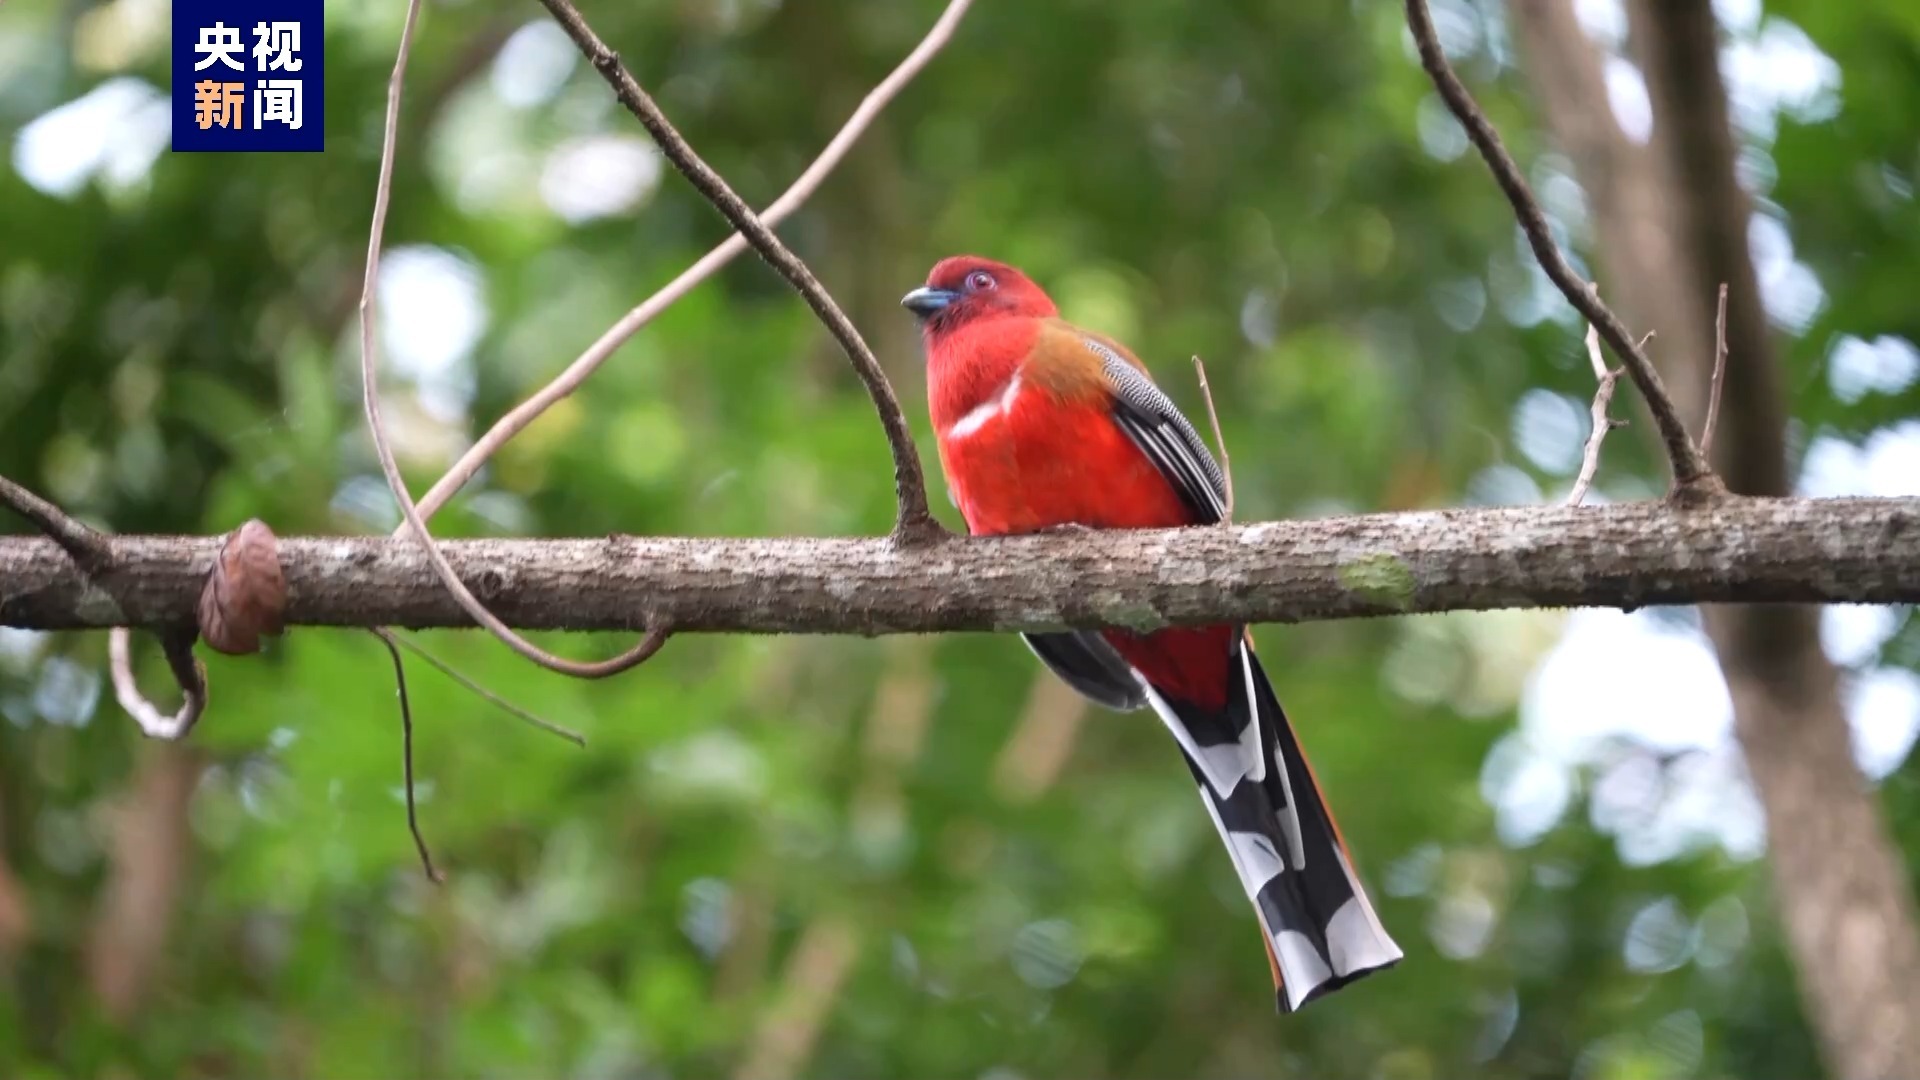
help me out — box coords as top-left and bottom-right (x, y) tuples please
(1511, 2), (1920, 1075)
(4, 497), (1918, 634)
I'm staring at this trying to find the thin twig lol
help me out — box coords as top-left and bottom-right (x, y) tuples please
(369, 629), (443, 883)
(531, 0), (944, 544)
(1567, 324), (1625, 507)
(0, 474), (110, 570)
(108, 626), (207, 740)
(1582, 320), (1607, 381)
(409, 0), (974, 530)
(1190, 355), (1234, 521)
(358, 0), (672, 678)
(389, 630), (586, 746)
(1702, 282), (1728, 458)
(1403, 0), (1718, 497)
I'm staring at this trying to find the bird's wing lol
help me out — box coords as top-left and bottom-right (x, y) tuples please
(1078, 335), (1230, 524)
(1006, 328), (1231, 714)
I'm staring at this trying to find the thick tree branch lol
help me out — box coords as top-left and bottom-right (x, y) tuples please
(1405, 0), (1718, 496)
(532, 0), (942, 544)
(4, 498), (1916, 633)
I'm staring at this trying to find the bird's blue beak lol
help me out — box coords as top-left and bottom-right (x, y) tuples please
(901, 286), (958, 318)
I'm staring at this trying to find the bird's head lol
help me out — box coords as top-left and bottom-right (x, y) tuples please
(901, 256), (1056, 337)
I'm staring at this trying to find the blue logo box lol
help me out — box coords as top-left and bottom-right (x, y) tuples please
(171, 0), (324, 152)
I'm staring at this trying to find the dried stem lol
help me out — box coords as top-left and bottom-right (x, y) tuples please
(370, 629), (444, 883)
(388, 630), (586, 746)
(1703, 281), (1729, 457)
(531, 0), (944, 544)
(1190, 355), (1234, 521)
(1567, 324), (1625, 507)
(108, 626), (207, 741)
(1402, 0), (1719, 497)
(357, 0), (673, 678)
(409, 0), (974, 529)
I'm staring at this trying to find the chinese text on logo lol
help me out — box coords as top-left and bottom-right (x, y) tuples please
(172, 1), (323, 152)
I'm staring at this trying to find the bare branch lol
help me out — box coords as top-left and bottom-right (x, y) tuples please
(1190, 355), (1234, 521)
(1581, 319), (1606, 380)
(1566, 323), (1626, 506)
(532, 0), (944, 544)
(1566, 371), (1623, 508)
(108, 627), (207, 741)
(0, 473), (110, 571)
(1703, 281), (1729, 457)
(369, 629), (443, 883)
(388, 630), (586, 746)
(409, 0), (974, 530)
(358, 0), (673, 679)
(8, 498), (1917, 634)
(1402, 0), (1719, 497)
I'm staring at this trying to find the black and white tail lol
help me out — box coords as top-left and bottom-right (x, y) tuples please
(1144, 638), (1402, 1012)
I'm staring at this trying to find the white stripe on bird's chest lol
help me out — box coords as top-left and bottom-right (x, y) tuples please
(944, 372), (1023, 440)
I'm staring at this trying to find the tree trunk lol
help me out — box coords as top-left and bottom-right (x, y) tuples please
(1509, 2), (1920, 1075)
(86, 745), (203, 1024)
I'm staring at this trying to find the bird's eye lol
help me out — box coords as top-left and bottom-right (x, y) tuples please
(965, 270), (997, 292)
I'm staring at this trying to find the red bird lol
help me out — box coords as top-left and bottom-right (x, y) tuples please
(904, 256), (1401, 1012)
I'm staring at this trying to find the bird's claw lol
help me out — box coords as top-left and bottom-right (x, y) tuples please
(1040, 523), (1095, 535)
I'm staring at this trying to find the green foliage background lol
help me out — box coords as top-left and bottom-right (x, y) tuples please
(1, 0), (1917, 1075)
